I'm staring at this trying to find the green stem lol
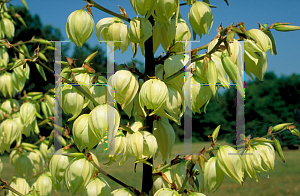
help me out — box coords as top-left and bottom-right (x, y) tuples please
(85, 0), (131, 22)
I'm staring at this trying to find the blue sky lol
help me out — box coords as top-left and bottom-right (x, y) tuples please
(10, 0), (300, 86)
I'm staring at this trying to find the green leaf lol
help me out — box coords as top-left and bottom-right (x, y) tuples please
(21, 0), (29, 10)
(35, 63), (47, 81)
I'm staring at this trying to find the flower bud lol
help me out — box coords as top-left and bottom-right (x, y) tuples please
(272, 122), (294, 132)
(127, 130), (158, 162)
(153, 117), (175, 161)
(0, 72), (16, 97)
(110, 188), (135, 196)
(65, 153), (99, 195)
(83, 177), (111, 196)
(28, 149), (46, 174)
(183, 0), (195, 6)
(1, 17), (15, 38)
(139, 79), (168, 116)
(252, 143), (275, 171)
(107, 70), (139, 111)
(95, 17), (130, 53)
(73, 114), (99, 152)
(153, 167), (175, 193)
(154, 188), (179, 196)
(34, 173), (52, 196)
(291, 128), (300, 137)
(20, 102), (36, 126)
(8, 178), (30, 196)
(188, 1), (213, 39)
(274, 23), (300, 32)
(88, 104), (121, 141)
(216, 145), (245, 184)
(14, 153), (34, 178)
(62, 85), (85, 121)
(66, 9), (94, 48)
(49, 148), (76, 188)
(130, 0), (158, 19)
(204, 156), (224, 193)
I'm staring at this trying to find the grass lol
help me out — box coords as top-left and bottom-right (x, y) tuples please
(1, 140), (300, 196)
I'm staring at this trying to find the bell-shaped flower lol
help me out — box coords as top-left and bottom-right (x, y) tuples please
(83, 177), (111, 196)
(66, 9), (94, 48)
(33, 173), (52, 196)
(95, 17), (130, 53)
(188, 1), (213, 39)
(155, 85), (184, 125)
(244, 50), (268, 81)
(62, 85), (85, 121)
(110, 188), (135, 196)
(105, 130), (126, 166)
(0, 46), (9, 67)
(20, 102), (36, 126)
(7, 177), (30, 196)
(65, 153), (99, 195)
(0, 118), (21, 150)
(126, 130), (158, 162)
(252, 143), (275, 171)
(0, 72), (16, 97)
(128, 17), (152, 55)
(216, 145), (245, 184)
(130, 0), (158, 19)
(153, 0), (178, 29)
(73, 114), (99, 152)
(89, 104), (120, 141)
(204, 156), (224, 193)
(139, 79), (168, 116)
(246, 29), (272, 54)
(241, 145), (268, 182)
(107, 70), (139, 111)
(39, 140), (55, 161)
(184, 75), (212, 115)
(12, 64), (30, 93)
(49, 148), (76, 189)
(1, 17), (15, 38)
(28, 149), (46, 174)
